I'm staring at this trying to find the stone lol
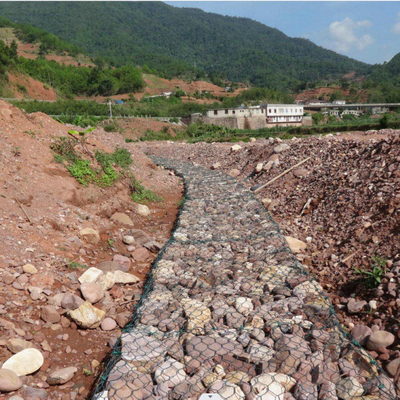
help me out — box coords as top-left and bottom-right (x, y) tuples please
(386, 357), (400, 377)
(97, 272), (116, 291)
(3, 348), (44, 376)
(80, 283), (104, 304)
(135, 204), (150, 217)
(229, 169), (240, 178)
(209, 380), (245, 399)
(21, 387), (48, 399)
(144, 241), (162, 253)
(347, 299), (367, 314)
(69, 301), (106, 329)
(212, 162), (221, 170)
(336, 377), (364, 399)
(132, 247), (150, 262)
(274, 143), (290, 153)
(155, 358), (187, 386)
(29, 274), (54, 289)
(122, 235), (135, 245)
(285, 237), (307, 253)
(98, 261), (122, 273)
(235, 297), (254, 316)
(61, 293), (85, 311)
(367, 331), (395, 351)
(47, 367), (77, 385)
(185, 335), (242, 361)
(79, 228), (100, 244)
(251, 373), (296, 391)
(293, 168), (310, 178)
(225, 371), (250, 385)
(112, 254), (131, 272)
(7, 338), (34, 354)
(101, 318), (117, 331)
(128, 229), (151, 245)
(121, 330), (167, 370)
(23, 264), (37, 274)
(113, 270), (140, 284)
(111, 212), (134, 226)
(78, 267), (103, 284)
(351, 325), (372, 346)
(181, 298), (212, 334)
(231, 145), (242, 152)
(251, 374), (285, 399)
(256, 163), (263, 173)
(0, 369), (22, 392)
(41, 305), (61, 323)
(116, 312), (131, 328)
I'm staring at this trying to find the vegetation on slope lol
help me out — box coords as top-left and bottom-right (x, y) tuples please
(0, 1), (372, 90)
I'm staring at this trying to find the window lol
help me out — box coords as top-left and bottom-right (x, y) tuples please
(225, 109), (229, 114)
(269, 109), (271, 113)
(232, 110), (235, 114)
(214, 110), (218, 115)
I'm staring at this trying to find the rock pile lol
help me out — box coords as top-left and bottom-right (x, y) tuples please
(95, 158), (396, 400)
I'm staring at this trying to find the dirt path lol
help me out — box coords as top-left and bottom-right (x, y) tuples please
(94, 156), (395, 399)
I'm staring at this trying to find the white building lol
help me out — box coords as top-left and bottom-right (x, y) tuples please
(262, 104), (304, 126)
(333, 100), (346, 105)
(206, 106), (265, 119)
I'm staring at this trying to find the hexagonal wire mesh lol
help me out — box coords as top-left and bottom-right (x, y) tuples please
(92, 157), (397, 400)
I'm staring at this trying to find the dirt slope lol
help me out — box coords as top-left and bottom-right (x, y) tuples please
(0, 99), (183, 398)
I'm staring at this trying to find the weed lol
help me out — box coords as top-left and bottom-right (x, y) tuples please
(16, 84), (27, 93)
(111, 148), (132, 168)
(68, 126), (96, 137)
(83, 368), (93, 376)
(24, 130), (35, 137)
(66, 258), (87, 270)
(12, 147), (21, 157)
(103, 122), (119, 132)
(354, 255), (386, 289)
(67, 159), (96, 186)
(107, 238), (116, 248)
(125, 138), (135, 143)
(129, 176), (162, 203)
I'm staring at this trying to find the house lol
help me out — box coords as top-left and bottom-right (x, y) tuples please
(261, 104), (304, 127)
(206, 107), (265, 119)
(305, 99), (329, 105)
(333, 100), (346, 105)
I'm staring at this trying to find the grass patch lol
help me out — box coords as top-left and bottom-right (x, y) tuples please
(51, 137), (132, 187)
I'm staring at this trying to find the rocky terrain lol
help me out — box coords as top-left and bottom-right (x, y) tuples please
(0, 100), (183, 398)
(142, 129), (400, 392)
(95, 156), (396, 400)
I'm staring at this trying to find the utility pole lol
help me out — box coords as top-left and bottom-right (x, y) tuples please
(108, 100), (113, 119)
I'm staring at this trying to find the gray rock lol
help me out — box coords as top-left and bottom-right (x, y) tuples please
(347, 299), (367, 314)
(351, 325), (372, 346)
(80, 282), (104, 304)
(0, 369), (22, 392)
(47, 367), (77, 385)
(61, 293), (85, 311)
(367, 330), (395, 351)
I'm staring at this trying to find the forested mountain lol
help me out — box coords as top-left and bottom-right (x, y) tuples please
(362, 52), (400, 103)
(0, 1), (372, 90)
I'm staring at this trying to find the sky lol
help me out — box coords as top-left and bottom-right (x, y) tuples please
(166, 1), (400, 65)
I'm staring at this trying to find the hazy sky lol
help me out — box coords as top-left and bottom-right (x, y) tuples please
(166, 2), (400, 65)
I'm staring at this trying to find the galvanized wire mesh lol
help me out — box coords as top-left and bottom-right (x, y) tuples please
(92, 157), (397, 400)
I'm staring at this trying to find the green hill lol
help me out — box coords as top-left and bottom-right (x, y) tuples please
(0, 1), (372, 89)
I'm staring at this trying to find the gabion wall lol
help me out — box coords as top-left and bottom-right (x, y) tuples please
(93, 157), (397, 400)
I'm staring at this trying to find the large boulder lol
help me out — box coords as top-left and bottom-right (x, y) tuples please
(69, 301), (106, 329)
(79, 228), (100, 244)
(2, 348), (44, 376)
